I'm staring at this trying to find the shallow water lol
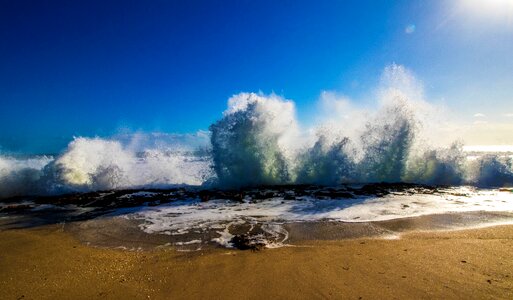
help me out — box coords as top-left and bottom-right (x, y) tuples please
(2, 184), (512, 250)
(124, 186), (513, 248)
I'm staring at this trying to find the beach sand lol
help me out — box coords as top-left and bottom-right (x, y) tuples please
(1, 224), (513, 299)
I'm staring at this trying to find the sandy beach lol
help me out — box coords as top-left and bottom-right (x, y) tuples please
(1, 224), (512, 300)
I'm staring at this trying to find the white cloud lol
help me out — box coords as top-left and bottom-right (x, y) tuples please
(504, 113), (513, 117)
(473, 113), (486, 118)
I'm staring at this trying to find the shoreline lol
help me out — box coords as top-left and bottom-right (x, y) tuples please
(1, 223), (513, 299)
(61, 210), (513, 251)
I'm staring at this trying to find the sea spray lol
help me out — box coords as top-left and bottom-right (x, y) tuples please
(210, 93), (300, 187)
(1, 65), (513, 198)
(207, 65), (432, 186)
(403, 143), (466, 185)
(51, 137), (134, 189)
(53, 138), (209, 190)
(295, 136), (356, 185)
(357, 98), (415, 183)
(0, 155), (52, 198)
(466, 155), (513, 187)
(0, 136), (212, 198)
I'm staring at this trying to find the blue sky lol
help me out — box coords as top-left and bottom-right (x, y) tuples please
(1, 0), (512, 153)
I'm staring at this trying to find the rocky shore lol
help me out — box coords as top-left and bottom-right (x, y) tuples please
(0, 182), (444, 227)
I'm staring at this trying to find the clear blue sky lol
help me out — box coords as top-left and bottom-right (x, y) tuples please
(1, 0), (512, 153)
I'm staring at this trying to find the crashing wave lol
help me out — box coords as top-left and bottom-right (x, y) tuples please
(1, 65), (512, 198)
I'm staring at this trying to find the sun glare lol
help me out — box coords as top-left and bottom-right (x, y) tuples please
(458, 0), (513, 22)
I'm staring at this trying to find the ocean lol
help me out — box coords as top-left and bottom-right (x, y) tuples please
(1, 92), (513, 250)
(1, 147), (512, 250)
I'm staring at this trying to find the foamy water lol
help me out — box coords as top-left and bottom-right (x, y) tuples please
(121, 187), (513, 248)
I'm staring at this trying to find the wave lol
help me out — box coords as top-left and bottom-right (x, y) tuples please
(0, 155), (53, 198)
(209, 92), (513, 188)
(209, 93), (300, 187)
(1, 65), (512, 198)
(0, 138), (212, 198)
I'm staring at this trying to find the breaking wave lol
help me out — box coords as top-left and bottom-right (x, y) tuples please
(208, 65), (513, 188)
(0, 136), (212, 198)
(1, 64), (512, 198)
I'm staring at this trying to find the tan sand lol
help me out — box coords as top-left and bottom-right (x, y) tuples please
(1, 225), (513, 299)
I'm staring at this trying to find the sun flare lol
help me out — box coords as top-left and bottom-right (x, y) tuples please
(458, 0), (513, 21)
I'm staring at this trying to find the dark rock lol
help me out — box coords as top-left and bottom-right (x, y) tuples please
(199, 190), (212, 202)
(283, 194), (296, 200)
(0, 204), (33, 213)
(230, 234), (265, 251)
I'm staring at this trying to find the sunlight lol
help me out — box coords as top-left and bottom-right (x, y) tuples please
(458, 0), (513, 22)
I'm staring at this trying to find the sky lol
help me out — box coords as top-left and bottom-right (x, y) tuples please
(1, 0), (513, 154)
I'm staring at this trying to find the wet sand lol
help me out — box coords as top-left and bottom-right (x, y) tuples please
(1, 224), (513, 299)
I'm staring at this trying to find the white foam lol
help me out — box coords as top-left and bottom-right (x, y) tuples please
(53, 137), (210, 190)
(119, 191), (159, 198)
(174, 239), (202, 246)
(211, 223), (236, 248)
(125, 187), (513, 248)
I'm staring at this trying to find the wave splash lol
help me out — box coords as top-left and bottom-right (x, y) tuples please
(0, 137), (211, 198)
(210, 93), (300, 187)
(1, 65), (512, 198)
(209, 93), (511, 188)
(209, 65), (513, 188)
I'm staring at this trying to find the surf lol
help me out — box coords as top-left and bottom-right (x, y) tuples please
(1, 65), (512, 198)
